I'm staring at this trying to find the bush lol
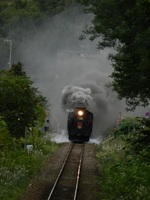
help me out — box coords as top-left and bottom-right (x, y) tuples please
(0, 116), (11, 149)
(97, 135), (150, 200)
(0, 136), (58, 200)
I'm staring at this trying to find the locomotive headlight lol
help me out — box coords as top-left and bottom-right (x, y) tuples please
(78, 110), (84, 116)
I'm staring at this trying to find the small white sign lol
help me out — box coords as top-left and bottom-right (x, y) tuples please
(26, 145), (33, 153)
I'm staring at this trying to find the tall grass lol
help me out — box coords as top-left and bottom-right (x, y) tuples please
(97, 135), (150, 200)
(0, 137), (58, 200)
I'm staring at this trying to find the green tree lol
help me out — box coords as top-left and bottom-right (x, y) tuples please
(14, 0), (27, 9)
(0, 62), (47, 138)
(0, 0), (43, 38)
(81, 0), (150, 109)
(36, 0), (79, 15)
(116, 117), (141, 135)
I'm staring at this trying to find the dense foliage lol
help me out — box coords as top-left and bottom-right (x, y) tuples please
(97, 118), (150, 199)
(115, 116), (142, 136)
(0, 0), (79, 38)
(0, 57), (57, 200)
(0, 135), (58, 200)
(0, 116), (10, 148)
(0, 62), (47, 138)
(80, 0), (150, 109)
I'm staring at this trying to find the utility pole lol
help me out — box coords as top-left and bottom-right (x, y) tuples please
(4, 39), (12, 69)
(133, 111), (136, 133)
(9, 40), (12, 69)
(24, 126), (27, 149)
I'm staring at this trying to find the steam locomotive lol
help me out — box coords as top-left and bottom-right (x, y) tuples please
(67, 107), (93, 142)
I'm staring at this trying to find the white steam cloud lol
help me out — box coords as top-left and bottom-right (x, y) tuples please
(61, 69), (124, 139)
(62, 85), (93, 110)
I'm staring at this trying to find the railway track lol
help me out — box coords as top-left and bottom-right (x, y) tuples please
(20, 142), (99, 200)
(47, 143), (84, 200)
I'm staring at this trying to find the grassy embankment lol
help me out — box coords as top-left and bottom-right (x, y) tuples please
(0, 135), (59, 200)
(97, 128), (150, 200)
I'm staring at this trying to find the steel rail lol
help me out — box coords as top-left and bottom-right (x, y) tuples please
(47, 143), (74, 200)
(73, 143), (84, 200)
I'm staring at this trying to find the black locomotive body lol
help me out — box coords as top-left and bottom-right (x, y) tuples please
(67, 108), (93, 142)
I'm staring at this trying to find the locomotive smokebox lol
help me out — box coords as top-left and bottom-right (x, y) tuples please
(67, 107), (93, 143)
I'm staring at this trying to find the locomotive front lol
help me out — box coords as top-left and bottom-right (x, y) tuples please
(67, 107), (93, 142)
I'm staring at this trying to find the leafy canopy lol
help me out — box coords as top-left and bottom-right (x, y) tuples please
(80, 0), (150, 109)
(0, 62), (47, 138)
